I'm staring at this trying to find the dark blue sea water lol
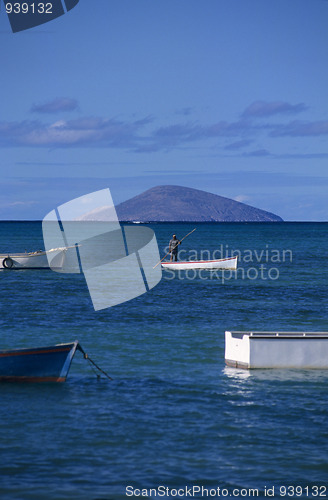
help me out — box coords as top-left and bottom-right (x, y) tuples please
(0, 222), (327, 500)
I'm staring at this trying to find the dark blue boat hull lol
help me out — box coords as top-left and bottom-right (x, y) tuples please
(0, 341), (79, 382)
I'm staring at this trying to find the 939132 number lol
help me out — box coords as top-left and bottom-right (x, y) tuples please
(279, 485), (327, 497)
(5, 3), (53, 14)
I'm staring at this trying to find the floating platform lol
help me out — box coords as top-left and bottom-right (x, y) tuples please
(225, 331), (328, 369)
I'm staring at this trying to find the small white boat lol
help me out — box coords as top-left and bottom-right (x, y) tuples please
(161, 256), (238, 270)
(225, 331), (328, 369)
(0, 247), (67, 270)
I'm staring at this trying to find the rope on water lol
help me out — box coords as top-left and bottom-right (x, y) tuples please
(77, 344), (113, 381)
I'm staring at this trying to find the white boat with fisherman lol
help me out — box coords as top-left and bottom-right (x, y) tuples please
(161, 255), (238, 270)
(0, 247), (67, 270)
(154, 229), (238, 271)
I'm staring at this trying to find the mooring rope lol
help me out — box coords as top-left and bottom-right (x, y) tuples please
(77, 344), (113, 381)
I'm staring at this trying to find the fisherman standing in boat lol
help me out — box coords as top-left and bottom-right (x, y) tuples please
(169, 234), (181, 261)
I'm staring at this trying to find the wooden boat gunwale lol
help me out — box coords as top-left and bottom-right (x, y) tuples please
(0, 340), (80, 383)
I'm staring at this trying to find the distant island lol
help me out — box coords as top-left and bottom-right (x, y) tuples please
(80, 185), (283, 222)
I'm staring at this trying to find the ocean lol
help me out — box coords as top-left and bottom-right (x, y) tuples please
(0, 221), (327, 500)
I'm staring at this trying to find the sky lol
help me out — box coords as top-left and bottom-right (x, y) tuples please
(0, 0), (328, 220)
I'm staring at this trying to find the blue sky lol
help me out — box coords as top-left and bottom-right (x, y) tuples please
(0, 0), (328, 220)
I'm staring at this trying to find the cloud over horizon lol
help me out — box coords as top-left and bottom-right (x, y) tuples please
(0, 100), (326, 156)
(270, 120), (328, 137)
(242, 100), (307, 118)
(0, 116), (147, 148)
(31, 97), (79, 114)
